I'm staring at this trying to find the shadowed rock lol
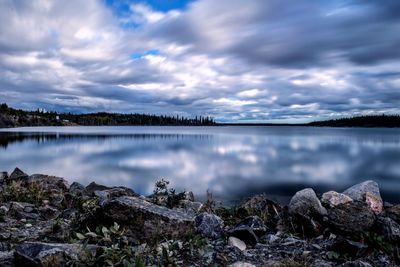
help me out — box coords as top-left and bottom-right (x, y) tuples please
(376, 216), (400, 242)
(14, 242), (97, 267)
(229, 216), (266, 246)
(102, 196), (195, 241)
(328, 201), (375, 234)
(195, 212), (224, 239)
(385, 204), (400, 224)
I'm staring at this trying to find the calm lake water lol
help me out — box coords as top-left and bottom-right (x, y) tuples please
(1, 126), (400, 204)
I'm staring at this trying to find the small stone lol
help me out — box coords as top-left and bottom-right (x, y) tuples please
(228, 236), (246, 251)
(228, 262), (256, 267)
(25, 224), (32, 228)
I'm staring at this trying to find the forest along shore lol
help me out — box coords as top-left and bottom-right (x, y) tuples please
(0, 168), (399, 266)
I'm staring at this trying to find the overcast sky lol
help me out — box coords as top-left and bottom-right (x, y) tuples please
(0, 0), (399, 122)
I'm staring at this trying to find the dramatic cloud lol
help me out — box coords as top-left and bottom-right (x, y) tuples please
(0, 0), (399, 122)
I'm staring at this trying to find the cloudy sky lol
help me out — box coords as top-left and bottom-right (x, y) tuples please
(0, 0), (400, 122)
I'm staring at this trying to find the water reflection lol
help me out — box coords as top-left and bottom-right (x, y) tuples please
(0, 126), (399, 204)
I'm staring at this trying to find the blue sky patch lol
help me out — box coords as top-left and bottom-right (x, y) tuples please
(130, 49), (160, 59)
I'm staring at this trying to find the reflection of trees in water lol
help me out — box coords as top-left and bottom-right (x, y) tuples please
(0, 132), (213, 149)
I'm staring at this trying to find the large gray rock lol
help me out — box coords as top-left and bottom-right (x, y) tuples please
(228, 216), (267, 246)
(289, 188), (327, 217)
(8, 167), (28, 182)
(102, 196), (194, 241)
(342, 180), (383, 214)
(195, 212), (224, 239)
(321, 191), (353, 208)
(328, 201), (375, 234)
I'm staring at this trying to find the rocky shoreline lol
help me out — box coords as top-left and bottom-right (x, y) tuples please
(0, 168), (399, 266)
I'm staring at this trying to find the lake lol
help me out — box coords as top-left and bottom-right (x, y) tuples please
(0, 126), (399, 204)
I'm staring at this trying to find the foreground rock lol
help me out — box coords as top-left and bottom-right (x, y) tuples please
(289, 188), (327, 217)
(343, 180), (383, 214)
(328, 201), (375, 234)
(288, 188), (327, 236)
(102, 196), (195, 242)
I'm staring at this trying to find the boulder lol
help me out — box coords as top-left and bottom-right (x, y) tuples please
(342, 180), (383, 215)
(195, 212), (224, 239)
(8, 167), (28, 182)
(376, 216), (400, 242)
(288, 188), (327, 237)
(228, 216), (266, 246)
(289, 188), (327, 217)
(228, 236), (246, 251)
(321, 191), (353, 208)
(102, 196), (194, 241)
(328, 201), (375, 234)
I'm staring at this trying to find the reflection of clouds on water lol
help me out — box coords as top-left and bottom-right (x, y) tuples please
(0, 126), (400, 204)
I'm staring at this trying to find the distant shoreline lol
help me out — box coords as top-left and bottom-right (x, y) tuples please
(1, 103), (399, 128)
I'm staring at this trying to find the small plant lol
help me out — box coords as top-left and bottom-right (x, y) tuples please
(71, 222), (144, 266)
(201, 190), (216, 213)
(152, 178), (186, 209)
(278, 256), (311, 267)
(2, 180), (49, 205)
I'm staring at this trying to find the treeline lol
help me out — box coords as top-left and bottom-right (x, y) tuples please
(308, 114), (400, 127)
(0, 103), (215, 128)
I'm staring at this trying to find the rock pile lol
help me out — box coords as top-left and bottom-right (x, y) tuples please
(0, 167), (398, 266)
